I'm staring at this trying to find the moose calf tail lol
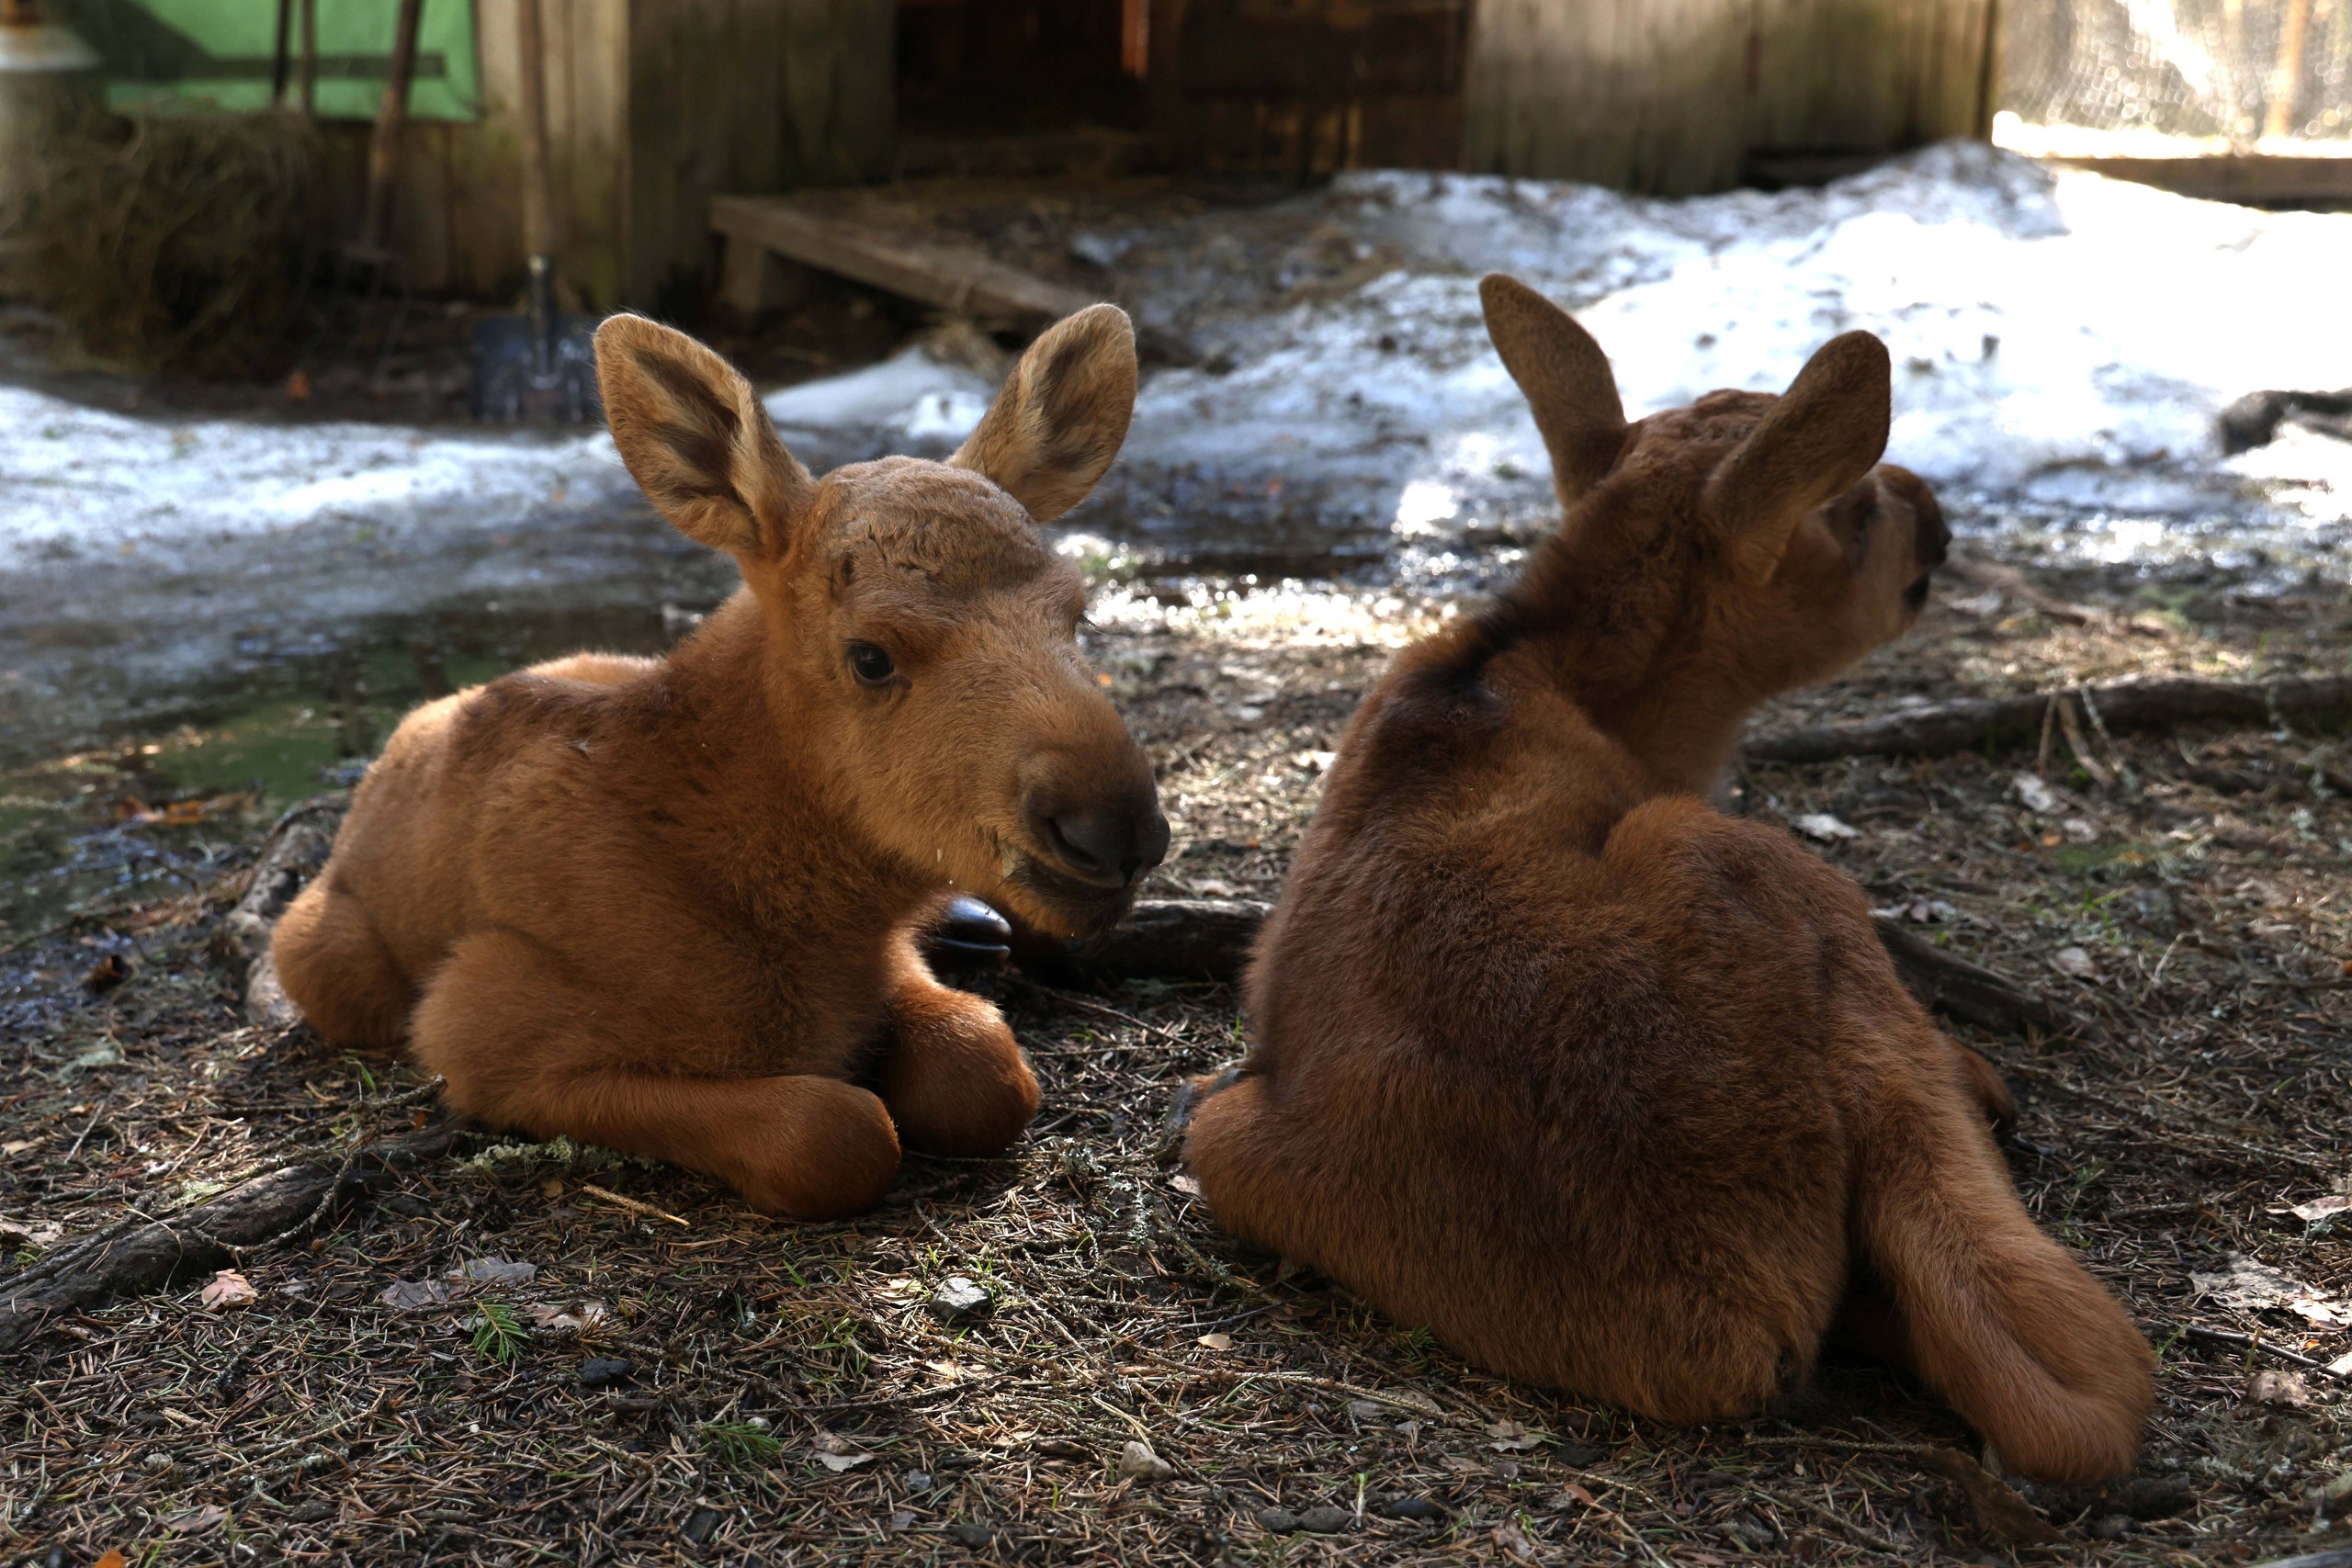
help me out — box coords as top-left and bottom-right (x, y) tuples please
(1855, 1084), (2155, 1483)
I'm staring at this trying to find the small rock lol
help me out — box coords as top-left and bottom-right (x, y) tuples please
(1296, 1506), (1353, 1534)
(945, 1521), (991, 1548)
(2061, 818), (2098, 844)
(2087, 1515), (2136, 1541)
(1555, 1441), (1604, 1467)
(1117, 1439), (1175, 1482)
(1370, 1495), (1447, 1522)
(904, 1470), (933, 1493)
(1793, 813), (1858, 842)
(2011, 773), (2058, 813)
(928, 1276), (991, 1325)
(2051, 945), (2098, 980)
(887, 1509), (916, 1530)
(1257, 1507), (1300, 1533)
(577, 1358), (634, 1389)
(680, 1506), (723, 1544)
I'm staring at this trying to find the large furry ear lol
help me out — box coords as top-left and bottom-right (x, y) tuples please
(950, 303), (1136, 524)
(594, 314), (814, 558)
(1703, 332), (1891, 581)
(1479, 274), (1628, 503)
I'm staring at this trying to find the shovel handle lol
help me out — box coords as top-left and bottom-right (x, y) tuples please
(360, 0), (425, 250)
(516, 0), (556, 264)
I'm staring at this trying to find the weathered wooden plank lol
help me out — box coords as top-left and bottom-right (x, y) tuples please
(2042, 154), (2352, 206)
(708, 194), (1103, 321)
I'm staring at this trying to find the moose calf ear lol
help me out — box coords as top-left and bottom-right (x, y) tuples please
(1479, 275), (1628, 503)
(594, 314), (814, 558)
(1703, 331), (1892, 581)
(951, 303), (1136, 524)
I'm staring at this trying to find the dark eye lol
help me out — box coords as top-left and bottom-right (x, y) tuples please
(847, 642), (896, 687)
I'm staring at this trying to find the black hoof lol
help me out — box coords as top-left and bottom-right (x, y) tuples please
(923, 896), (1013, 972)
(1153, 1063), (1246, 1164)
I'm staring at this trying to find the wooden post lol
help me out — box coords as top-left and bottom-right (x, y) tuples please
(2264, 0), (2312, 141)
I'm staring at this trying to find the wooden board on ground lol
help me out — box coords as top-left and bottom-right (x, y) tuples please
(2042, 154), (2352, 206)
(710, 191), (1196, 363)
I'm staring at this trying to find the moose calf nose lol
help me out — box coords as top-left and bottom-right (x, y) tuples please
(1032, 795), (1171, 888)
(1913, 490), (1951, 571)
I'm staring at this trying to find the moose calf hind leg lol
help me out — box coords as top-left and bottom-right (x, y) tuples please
(270, 880), (411, 1050)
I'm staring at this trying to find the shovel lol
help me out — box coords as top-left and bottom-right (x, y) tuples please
(468, 0), (598, 423)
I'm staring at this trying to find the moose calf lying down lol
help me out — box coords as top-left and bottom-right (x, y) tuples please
(1182, 277), (2155, 1482)
(275, 307), (1168, 1217)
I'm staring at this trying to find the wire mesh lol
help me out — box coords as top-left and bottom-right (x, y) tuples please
(2002, 0), (2351, 142)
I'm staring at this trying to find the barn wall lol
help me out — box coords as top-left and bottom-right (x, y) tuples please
(375, 0), (888, 310)
(1464, 0), (1996, 194)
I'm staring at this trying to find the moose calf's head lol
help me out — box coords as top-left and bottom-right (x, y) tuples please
(595, 306), (1169, 937)
(1480, 276), (1949, 761)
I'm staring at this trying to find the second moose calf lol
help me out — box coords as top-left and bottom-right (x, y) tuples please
(1182, 276), (2155, 1483)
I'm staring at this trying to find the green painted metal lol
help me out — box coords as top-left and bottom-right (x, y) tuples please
(52, 0), (480, 122)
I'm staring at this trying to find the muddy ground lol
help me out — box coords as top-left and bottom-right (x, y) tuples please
(3, 548), (2351, 1567)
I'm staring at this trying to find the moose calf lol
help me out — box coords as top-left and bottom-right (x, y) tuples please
(1182, 276), (2154, 1482)
(274, 306), (1168, 1217)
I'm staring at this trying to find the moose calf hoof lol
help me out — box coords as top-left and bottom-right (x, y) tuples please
(1157, 1065), (1247, 1160)
(921, 896), (1014, 975)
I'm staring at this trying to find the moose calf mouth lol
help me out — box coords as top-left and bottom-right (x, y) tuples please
(1005, 855), (1149, 938)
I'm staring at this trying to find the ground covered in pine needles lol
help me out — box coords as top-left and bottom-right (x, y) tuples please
(4, 547), (2351, 1567)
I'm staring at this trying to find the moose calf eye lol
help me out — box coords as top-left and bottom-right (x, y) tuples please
(847, 642), (896, 687)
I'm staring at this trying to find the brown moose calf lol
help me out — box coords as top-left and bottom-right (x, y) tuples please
(1182, 276), (2154, 1482)
(274, 306), (1168, 1217)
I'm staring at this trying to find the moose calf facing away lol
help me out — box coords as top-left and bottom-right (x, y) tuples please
(274, 307), (1168, 1218)
(1182, 276), (2154, 1483)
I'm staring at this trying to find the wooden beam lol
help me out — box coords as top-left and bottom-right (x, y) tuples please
(709, 194), (1102, 323)
(2043, 154), (2352, 207)
(709, 194), (1196, 361)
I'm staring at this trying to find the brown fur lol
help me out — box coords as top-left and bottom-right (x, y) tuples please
(1182, 276), (2154, 1483)
(274, 306), (1168, 1218)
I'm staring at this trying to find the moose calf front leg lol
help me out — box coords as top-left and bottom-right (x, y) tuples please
(876, 938), (1039, 1156)
(413, 930), (902, 1217)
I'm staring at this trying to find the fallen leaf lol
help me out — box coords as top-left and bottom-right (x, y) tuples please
(2051, 945), (2098, 979)
(1793, 813), (1858, 842)
(3, 1138), (40, 1156)
(2286, 1194), (2352, 1234)
(1439, 1454), (1484, 1473)
(93, 1552), (127, 1568)
(1487, 1419), (1543, 1451)
(1557, 1483), (1598, 1508)
(450, 1256), (537, 1284)
(1493, 1520), (1539, 1562)
(2061, 818), (2098, 843)
(163, 1505), (228, 1534)
(813, 1432), (876, 1472)
(924, 1359), (966, 1381)
(2192, 1255), (2349, 1327)
(199, 1269), (256, 1311)
(2331, 1350), (2352, 1378)
(82, 953), (130, 992)
(379, 1279), (458, 1311)
(1195, 1332), (1233, 1350)
(2248, 1370), (2311, 1407)
(1169, 1173), (1203, 1196)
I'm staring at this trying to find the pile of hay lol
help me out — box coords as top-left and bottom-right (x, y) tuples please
(19, 109), (322, 377)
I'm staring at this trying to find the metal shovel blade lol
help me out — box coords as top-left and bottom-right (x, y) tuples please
(469, 309), (600, 424)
